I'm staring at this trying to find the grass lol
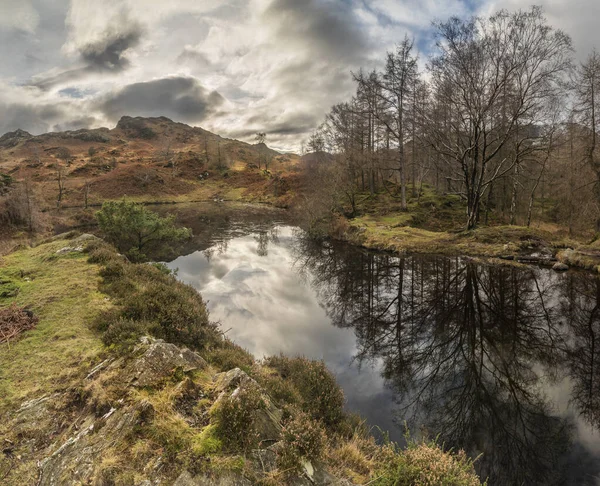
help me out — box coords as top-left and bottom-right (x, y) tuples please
(341, 185), (580, 259)
(0, 237), (109, 413)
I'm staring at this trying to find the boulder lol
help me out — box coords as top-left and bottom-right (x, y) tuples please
(56, 245), (84, 254)
(213, 368), (253, 392)
(553, 262), (569, 272)
(126, 339), (208, 387)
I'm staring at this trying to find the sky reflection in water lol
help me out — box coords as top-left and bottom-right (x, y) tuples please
(168, 221), (600, 485)
(168, 227), (400, 440)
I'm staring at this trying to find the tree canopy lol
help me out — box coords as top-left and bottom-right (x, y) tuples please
(96, 200), (191, 261)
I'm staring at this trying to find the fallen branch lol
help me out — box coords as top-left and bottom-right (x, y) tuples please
(0, 303), (38, 345)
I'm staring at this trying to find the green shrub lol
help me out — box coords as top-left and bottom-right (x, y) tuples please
(205, 342), (254, 372)
(277, 412), (326, 473)
(101, 317), (156, 352)
(374, 440), (485, 486)
(211, 382), (264, 452)
(92, 244), (218, 352)
(96, 200), (191, 262)
(264, 355), (345, 430)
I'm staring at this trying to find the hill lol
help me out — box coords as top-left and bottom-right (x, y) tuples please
(0, 116), (302, 212)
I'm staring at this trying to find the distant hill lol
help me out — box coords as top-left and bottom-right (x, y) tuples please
(0, 116), (302, 209)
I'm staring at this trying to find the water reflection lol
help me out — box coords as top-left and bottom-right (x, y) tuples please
(295, 238), (600, 485)
(168, 214), (600, 484)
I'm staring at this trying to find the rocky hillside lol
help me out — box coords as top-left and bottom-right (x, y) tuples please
(0, 234), (484, 485)
(0, 116), (302, 211)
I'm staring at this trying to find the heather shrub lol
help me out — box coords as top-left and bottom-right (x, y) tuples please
(264, 355), (345, 429)
(277, 412), (326, 473)
(95, 245), (218, 351)
(211, 383), (265, 452)
(205, 342), (255, 372)
(101, 317), (156, 352)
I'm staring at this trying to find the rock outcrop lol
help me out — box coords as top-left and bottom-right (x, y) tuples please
(9, 338), (350, 485)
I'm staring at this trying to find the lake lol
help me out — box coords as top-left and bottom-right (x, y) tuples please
(166, 204), (600, 485)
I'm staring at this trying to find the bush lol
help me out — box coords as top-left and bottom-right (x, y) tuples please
(211, 382), (265, 452)
(278, 412), (326, 473)
(94, 244), (218, 351)
(101, 317), (156, 352)
(264, 355), (345, 430)
(205, 342), (255, 372)
(96, 200), (191, 262)
(374, 440), (484, 486)
(120, 275), (212, 348)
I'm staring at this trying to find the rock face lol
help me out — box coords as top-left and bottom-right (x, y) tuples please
(39, 402), (154, 486)
(0, 128), (32, 148)
(11, 338), (350, 486)
(126, 339), (208, 387)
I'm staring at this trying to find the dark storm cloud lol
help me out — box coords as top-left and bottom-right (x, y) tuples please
(31, 15), (143, 90)
(0, 101), (95, 135)
(265, 0), (372, 61)
(99, 76), (225, 123)
(79, 23), (143, 72)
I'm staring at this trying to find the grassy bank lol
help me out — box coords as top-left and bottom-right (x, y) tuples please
(326, 185), (584, 266)
(0, 235), (485, 485)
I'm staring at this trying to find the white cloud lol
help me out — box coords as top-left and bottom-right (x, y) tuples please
(0, 0), (597, 150)
(0, 0), (40, 34)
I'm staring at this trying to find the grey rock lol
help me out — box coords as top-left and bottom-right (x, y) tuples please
(173, 470), (252, 486)
(39, 401), (154, 486)
(213, 368), (253, 392)
(56, 245), (84, 254)
(553, 262), (569, 271)
(127, 340), (208, 387)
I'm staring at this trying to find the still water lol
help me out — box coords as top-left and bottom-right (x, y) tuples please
(167, 206), (600, 485)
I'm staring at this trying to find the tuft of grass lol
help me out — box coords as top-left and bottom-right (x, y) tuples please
(192, 424), (223, 456)
(373, 438), (485, 486)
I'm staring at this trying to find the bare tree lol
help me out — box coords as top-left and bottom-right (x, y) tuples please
(355, 36), (419, 209)
(56, 147), (72, 166)
(573, 49), (600, 230)
(84, 180), (92, 209)
(255, 132), (267, 169)
(427, 7), (572, 229)
(56, 165), (66, 209)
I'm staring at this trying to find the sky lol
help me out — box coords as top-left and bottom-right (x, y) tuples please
(0, 0), (599, 151)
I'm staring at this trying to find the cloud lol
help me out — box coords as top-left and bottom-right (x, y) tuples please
(264, 0), (372, 61)
(1, 0), (597, 150)
(31, 9), (143, 90)
(78, 21), (143, 72)
(99, 76), (226, 123)
(0, 0), (39, 34)
(0, 100), (97, 135)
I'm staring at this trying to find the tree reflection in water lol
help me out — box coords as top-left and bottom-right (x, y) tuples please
(294, 238), (600, 485)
